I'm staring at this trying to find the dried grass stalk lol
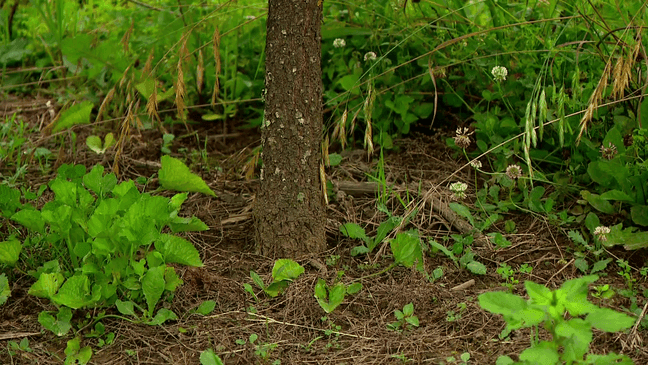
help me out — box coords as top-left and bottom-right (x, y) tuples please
(95, 87), (115, 124)
(197, 49), (204, 95)
(211, 28), (221, 106)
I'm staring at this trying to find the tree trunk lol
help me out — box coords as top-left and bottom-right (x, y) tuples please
(253, 0), (326, 258)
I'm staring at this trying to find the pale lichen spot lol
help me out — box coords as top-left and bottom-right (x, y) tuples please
(301, 150), (311, 165)
(281, 29), (287, 35)
(274, 167), (280, 175)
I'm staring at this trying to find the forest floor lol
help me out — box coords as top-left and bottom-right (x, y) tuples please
(1, 95), (648, 364)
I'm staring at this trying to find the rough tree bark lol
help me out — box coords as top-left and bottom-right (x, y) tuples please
(253, 0), (326, 258)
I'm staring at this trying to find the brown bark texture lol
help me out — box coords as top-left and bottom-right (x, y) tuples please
(253, 0), (326, 258)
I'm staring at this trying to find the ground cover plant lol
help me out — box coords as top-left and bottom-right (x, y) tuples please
(1, 0), (648, 363)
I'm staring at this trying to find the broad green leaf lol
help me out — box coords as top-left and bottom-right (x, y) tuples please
(0, 274), (10, 305)
(587, 307), (635, 332)
(346, 282), (362, 294)
(525, 281), (553, 305)
(519, 341), (559, 365)
(371, 216), (401, 250)
(581, 190), (615, 214)
(350, 245), (370, 256)
(250, 271), (265, 290)
(158, 155), (216, 197)
(405, 316), (419, 327)
(52, 275), (100, 309)
(164, 266), (183, 292)
(83, 164), (117, 197)
(86, 133), (115, 154)
(200, 349), (224, 365)
(272, 259), (304, 281)
(142, 266), (165, 314)
(314, 279), (346, 313)
(590, 258), (611, 274)
(449, 203), (475, 227)
(169, 193), (188, 211)
(146, 308), (178, 325)
(169, 216), (209, 232)
(51, 101), (94, 133)
(338, 74), (359, 91)
(631, 205), (648, 226)
(0, 239), (22, 266)
(555, 318), (591, 362)
(264, 281), (289, 297)
(586, 353), (634, 365)
(115, 300), (137, 316)
(29, 272), (65, 299)
(599, 189), (633, 202)
(479, 292), (527, 316)
(195, 300), (216, 316)
(403, 302), (414, 316)
(155, 234), (203, 267)
(429, 240), (457, 262)
(390, 231), (424, 271)
(466, 261), (486, 275)
(11, 209), (45, 233)
(339, 223), (369, 243)
(38, 307), (72, 336)
(65, 337), (92, 365)
(328, 153), (342, 167)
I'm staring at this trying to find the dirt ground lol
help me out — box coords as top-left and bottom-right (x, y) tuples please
(1, 96), (648, 364)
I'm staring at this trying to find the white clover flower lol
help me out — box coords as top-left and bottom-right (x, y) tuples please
(594, 226), (611, 242)
(244, 15), (255, 20)
(470, 160), (482, 169)
(491, 65), (508, 82)
(506, 164), (522, 180)
(450, 182), (468, 200)
(364, 52), (377, 61)
(333, 38), (346, 48)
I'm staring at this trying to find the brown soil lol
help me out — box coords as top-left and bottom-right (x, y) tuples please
(1, 96), (647, 364)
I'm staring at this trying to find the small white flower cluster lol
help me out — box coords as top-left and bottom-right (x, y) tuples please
(364, 52), (377, 61)
(470, 160), (482, 169)
(491, 65), (508, 82)
(594, 226), (610, 242)
(450, 182), (468, 200)
(333, 38), (346, 48)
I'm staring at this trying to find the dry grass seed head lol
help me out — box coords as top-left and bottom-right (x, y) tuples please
(577, 60), (612, 143)
(197, 49), (204, 94)
(175, 32), (190, 123)
(141, 48), (155, 80)
(322, 134), (330, 167)
(146, 83), (161, 124)
(95, 87), (115, 124)
(120, 19), (135, 54)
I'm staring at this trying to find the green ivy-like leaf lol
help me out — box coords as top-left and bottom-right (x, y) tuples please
(146, 308), (178, 325)
(158, 155), (216, 197)
(195, 300), (216, 316)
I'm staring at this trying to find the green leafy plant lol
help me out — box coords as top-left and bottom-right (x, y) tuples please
(64, 337), (92, 365)
(314, 278), (362, 314)
(6, 338), (33, 358)
(386, 302), (419, 331)
(479, 275), (635, 365)
(339, 214), (401, 256)
(86, 133), (115, 154)
(443, 352), (471, 365)
(200, 348), (224, 365)
(245, 259), (304, 298)
(1, 161), (210, 334)
(446, 302), (467, 322)
(429, 237), (486, 275)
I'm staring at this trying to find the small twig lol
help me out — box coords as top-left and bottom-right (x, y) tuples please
(451, 279), (475, 291)
(0, 332), (41, 341)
